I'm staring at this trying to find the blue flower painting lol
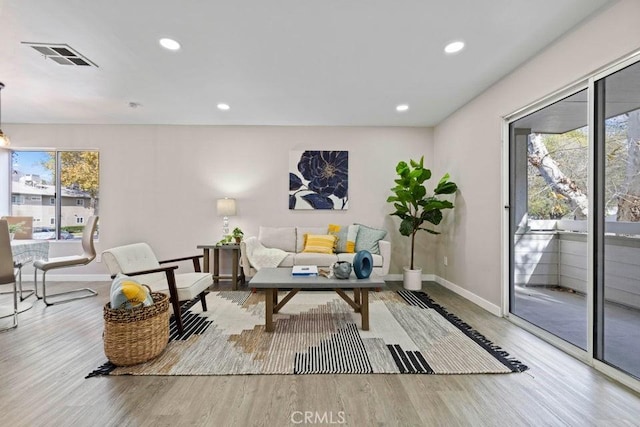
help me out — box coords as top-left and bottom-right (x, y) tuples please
(289, 150), (349, 210)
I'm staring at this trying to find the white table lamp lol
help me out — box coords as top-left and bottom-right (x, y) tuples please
(217, 198), (237, 237)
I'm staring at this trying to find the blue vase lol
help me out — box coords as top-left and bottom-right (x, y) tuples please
(353, 250), (373, 279)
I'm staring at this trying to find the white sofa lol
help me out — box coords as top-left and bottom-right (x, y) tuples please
(240, 226), (390, 278)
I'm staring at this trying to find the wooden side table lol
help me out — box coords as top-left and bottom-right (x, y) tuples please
(197, 244), (245, 290)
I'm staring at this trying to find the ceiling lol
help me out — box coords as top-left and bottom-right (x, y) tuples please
(0, 0), (615, 127)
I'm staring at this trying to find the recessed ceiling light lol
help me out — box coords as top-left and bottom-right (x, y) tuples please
(396, 104), (409, 112)
(217, 103), (230, 111)
(159, 38), (181, 51)
(444, 41), (465, 54)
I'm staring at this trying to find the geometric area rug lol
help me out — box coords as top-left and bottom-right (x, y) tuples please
(87, 290), (528, 377)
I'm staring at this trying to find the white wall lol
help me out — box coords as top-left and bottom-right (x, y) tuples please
(433, 0), (640, 305)
(5, 124), (434, 278)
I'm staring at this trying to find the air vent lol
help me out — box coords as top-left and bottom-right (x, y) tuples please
(22, 42), (98, 67)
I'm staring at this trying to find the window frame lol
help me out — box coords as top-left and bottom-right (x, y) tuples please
(9, 149), (99, 241)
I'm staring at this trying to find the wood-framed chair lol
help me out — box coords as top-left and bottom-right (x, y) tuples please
(0, 219), (19, 331)
(33, 216), (99, 306)
(102, 243), (212, 335)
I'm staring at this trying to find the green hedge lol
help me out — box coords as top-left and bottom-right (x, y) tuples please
(62, 226), (84, 234)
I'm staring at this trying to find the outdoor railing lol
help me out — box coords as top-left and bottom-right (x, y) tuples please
(515, 219), (640, 310)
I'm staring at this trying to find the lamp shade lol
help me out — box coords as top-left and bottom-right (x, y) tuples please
(217, 198), (237, 216)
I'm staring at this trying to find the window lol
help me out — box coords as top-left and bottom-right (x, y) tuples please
(10, 150), (99, 240)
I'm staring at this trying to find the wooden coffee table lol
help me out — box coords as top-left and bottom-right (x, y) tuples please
(249, 268), (385, 332)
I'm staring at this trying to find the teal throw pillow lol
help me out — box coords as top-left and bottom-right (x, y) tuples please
(354, 224), (387, 255)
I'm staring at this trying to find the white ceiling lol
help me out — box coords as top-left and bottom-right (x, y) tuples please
(0, 0), (615, 127)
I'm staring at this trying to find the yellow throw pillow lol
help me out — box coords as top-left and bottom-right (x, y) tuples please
(302, 234), (337, 254)
(110, 273), (154, 310)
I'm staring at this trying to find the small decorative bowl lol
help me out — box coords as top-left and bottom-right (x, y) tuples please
(332, 261), (352, 279)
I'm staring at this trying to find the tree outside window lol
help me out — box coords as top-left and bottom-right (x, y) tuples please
(527, 110), (640, 222)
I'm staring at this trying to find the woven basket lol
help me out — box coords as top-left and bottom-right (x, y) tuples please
(103, 291), (170, 366)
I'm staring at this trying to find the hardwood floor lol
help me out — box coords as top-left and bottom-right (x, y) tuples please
(1, 279), (639, 426)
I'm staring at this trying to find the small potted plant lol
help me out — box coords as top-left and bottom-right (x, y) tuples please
(232, 227), (244, 243)
(387, 156), (458, 290)
(216, 235), (232, 246)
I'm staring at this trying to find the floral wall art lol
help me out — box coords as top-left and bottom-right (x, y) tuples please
(289, 150), (349, 210)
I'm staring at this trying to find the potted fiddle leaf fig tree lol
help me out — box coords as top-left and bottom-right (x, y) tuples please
(387, 156), (458, 290)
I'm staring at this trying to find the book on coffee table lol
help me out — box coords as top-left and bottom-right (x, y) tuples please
(291, 265), (318, 276)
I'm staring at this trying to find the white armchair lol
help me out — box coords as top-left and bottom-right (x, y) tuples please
(102, 243), (212, 335)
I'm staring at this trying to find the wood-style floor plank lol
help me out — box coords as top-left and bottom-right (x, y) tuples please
(1, 279), (639, 426)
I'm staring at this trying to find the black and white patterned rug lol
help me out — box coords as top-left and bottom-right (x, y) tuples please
(88, 290), (528, 376)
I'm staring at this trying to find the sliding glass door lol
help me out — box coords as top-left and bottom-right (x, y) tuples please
(509, 90), (589, 350)
(508, 55), (640, 382)
(595, 60), (640, 379)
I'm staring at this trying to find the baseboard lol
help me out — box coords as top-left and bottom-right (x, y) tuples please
(35, 274), (112, 282)
(387, 273), (502, 316)
(434, 275), (503, 317)
(385, 273), (436, 281)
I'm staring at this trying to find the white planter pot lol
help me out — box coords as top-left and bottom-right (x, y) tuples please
(403, 267), (422, 291)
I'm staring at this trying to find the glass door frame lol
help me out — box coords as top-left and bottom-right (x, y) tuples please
(502, 80), (591, 364)
(502, 50), (640, 393)
(590, 54), (640, 388)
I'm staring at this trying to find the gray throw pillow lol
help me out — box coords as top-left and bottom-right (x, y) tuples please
(354, 224), (387, 255)
(328, 224), (359, 253)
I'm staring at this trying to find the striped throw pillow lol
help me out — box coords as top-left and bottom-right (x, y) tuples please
(302, 234), (337, 254)
(327, 224), (359, 253)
